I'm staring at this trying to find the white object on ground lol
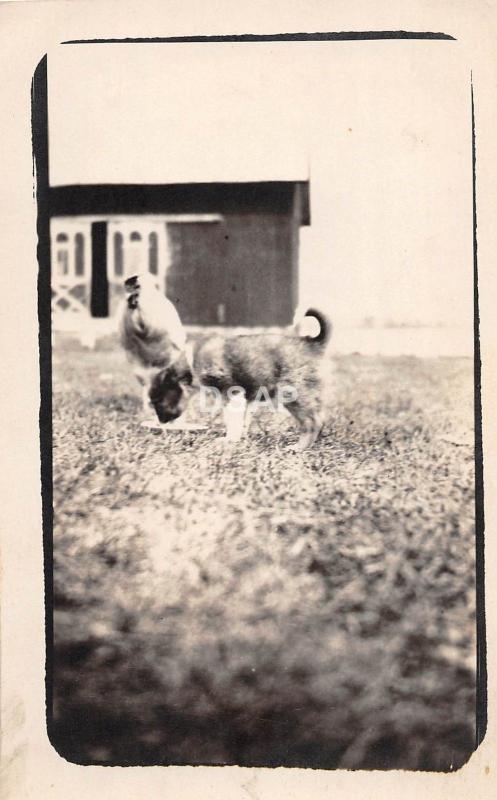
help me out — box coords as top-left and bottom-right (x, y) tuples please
(140, 419), (207, 432)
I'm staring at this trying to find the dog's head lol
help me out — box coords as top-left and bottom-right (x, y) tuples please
(148, 358), (193, 423)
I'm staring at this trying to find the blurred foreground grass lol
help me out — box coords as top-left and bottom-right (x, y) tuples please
(51, 340), (476, 770)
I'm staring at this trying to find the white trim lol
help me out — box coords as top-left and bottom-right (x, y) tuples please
(51, 214), (224, 224)
(107, 220), (170, 281)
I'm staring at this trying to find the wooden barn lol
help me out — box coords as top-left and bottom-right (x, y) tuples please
(50, 181), (310, 328)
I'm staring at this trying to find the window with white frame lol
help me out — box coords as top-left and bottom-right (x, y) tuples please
(55, 232), (70, 277)
(113, 231), (124, 277)
(74, 233), (85, 277)
(149, 231), (158, 275)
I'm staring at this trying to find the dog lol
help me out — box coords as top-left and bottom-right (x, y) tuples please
(118, 273), (193, 421)
(120, 274), (332, 448)
(189, 309), (332, 449)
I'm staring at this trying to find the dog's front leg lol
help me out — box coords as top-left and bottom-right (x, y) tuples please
(134, 371), (153, 418)
(141, 383), (151, 415)
(223, 394), (248, 442)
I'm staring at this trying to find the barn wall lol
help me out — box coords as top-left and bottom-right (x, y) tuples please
(166, 220), (228, 325)
(224, 213), (295, 327)
(166, 213), (296, 327)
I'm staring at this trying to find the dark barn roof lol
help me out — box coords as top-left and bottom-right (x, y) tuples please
(49, 181), (310, 226)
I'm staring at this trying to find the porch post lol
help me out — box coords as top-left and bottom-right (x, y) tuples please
(90, 221), (109, 317)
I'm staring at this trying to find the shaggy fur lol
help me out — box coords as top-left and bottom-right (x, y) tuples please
(193, 327), (331, 449)
(119, 274), (332, 448)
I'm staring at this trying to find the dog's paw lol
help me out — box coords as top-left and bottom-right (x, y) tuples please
(294, 430), (321, 451)
(224, 432), (244, 443)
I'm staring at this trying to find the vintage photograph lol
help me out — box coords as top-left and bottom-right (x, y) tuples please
(36, 37), (478, 770)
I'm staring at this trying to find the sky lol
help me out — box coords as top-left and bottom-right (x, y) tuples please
(48, 42), (473, 329)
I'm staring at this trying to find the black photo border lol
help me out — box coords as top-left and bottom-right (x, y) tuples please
(32, 30), (486, 768)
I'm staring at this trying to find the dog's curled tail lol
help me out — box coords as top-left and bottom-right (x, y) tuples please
(294, 307), (333, 346)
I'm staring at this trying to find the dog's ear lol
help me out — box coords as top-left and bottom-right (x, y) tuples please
(176, 365), (194, 386)
(150, 362), (192, 400)
(173, 353), (194, 385)
(125, 275), (139, 292)
(148, 368), (166, 404)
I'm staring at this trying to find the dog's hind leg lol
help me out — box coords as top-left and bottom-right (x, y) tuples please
(285, 401), (323, 450)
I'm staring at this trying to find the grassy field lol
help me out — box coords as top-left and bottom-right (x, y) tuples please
(51, 338), (476, 770)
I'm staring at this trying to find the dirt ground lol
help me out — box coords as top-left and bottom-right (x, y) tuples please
(51, 338), (476, 770)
